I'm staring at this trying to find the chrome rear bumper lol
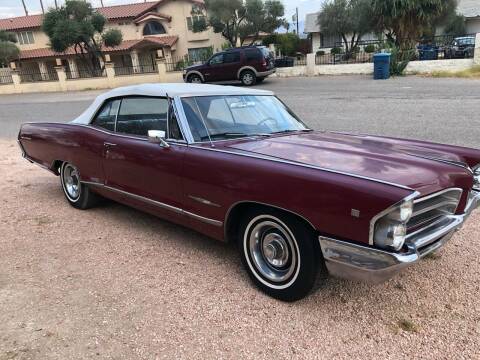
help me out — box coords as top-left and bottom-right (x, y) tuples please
(319, 190), (480, 283)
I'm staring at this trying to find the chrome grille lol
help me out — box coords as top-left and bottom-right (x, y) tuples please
(406, 188), (462, 249)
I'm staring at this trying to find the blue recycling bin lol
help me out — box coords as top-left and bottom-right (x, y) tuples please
(373, 53), (391, 80)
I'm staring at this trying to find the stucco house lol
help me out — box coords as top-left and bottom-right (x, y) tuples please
(0, 0), (225, 79)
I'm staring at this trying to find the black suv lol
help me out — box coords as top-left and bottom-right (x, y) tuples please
(444, 36), (476, 59)
(183, 46), (275, 86)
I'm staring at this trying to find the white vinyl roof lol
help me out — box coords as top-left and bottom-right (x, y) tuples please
(71, 83), (274, 125)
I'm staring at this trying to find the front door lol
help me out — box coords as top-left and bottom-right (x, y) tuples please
(101, 96), (186, 215)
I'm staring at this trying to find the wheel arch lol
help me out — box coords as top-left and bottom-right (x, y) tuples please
(186, 70), (205, 82)
(237, 66), (257, 79)
(224, 201), (317, 243)
(51, 160), (65, 175)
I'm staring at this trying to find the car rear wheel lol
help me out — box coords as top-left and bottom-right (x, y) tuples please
(187, 73), (203, 83)
(238, 207), (319, 301)
(60, 162), (99, 210)
(240, 70), (256, 86)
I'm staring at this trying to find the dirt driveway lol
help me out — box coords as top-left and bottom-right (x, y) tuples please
(1, 139), (479, 359)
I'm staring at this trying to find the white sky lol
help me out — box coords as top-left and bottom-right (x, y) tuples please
(0, 0), (324, 32)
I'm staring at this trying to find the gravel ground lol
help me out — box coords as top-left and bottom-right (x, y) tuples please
(1, 76), (480, 359)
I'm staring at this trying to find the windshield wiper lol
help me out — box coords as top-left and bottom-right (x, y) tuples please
(272, 129), (313, 135)
(200, 132), (272, 141)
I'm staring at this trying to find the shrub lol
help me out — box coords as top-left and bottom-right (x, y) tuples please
(388, 45), (415, 76)
(364, 44), (375, 53)
(330, 47), (343, 55)
(316, 50), (325, 56)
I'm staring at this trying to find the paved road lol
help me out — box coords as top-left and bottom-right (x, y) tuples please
(1, 75), (479, 147)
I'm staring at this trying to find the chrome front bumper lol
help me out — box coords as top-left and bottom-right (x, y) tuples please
(319, 190), (480, 283)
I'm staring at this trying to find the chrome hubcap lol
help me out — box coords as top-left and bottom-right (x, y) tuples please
(62, 164), (80, 200)
(248, 219), (297, 283)
(191, 76), (201, 83)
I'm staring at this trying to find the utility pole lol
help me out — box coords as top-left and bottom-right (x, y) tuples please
(296, 7), (299, 35)
(21, 0), (28, 16)
(54, 0), (58, 9)
(39, 0), (45, 14)
(100, 0), (104, 6)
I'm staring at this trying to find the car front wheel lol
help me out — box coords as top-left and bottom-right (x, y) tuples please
(187, 73), (203, 83)
(238, 207), (319, 301)
(240, 70), (256, 86)
(60, 162), (99, 210)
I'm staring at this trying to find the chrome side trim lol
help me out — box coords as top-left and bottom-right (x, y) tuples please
(368, 191), (420, 246)
(188, 195), (221, 207)
(183, 210), (223, 226)
(82, 181), (223, 227)
(188, 145), (415, 191)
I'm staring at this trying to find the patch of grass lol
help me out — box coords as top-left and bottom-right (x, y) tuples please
(398, 318), (418, 333)
(430, 65), (480, 78)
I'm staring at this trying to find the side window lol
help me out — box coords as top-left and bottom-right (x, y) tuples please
(224, 52), (240, 63)
(209, 53), (224, 65)
(91, 99), (120, 131)
(168, 103), (184, 140)
(116, 97), (168, 136)
(245, 49), (261, 61)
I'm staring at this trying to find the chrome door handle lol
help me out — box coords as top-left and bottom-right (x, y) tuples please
(104, 142), (117, 148)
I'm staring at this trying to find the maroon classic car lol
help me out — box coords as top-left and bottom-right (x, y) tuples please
(18, 83), (480, 301)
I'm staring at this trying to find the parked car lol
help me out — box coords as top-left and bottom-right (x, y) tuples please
(444, 36), (475, 59)
(18, 83), (480, 301)
(183, 46), (275, 86)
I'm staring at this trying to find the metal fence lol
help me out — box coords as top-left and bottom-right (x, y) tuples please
(66, 68), (106, 79)
(315, 52), (374, 65)
(113, 63), (158, 76)
(318, 33), (477, 62)
(165, 55), (209, 72)
(273, 56), (307, 68)
(0, 73), (13, 85)
(19, 69), (59, 83)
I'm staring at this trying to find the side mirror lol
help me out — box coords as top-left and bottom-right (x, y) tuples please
(148, 130), (170, 148)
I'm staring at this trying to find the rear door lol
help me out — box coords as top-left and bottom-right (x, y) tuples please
(101, 96), (187, 213)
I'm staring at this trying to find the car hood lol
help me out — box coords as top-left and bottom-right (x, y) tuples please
(226, 131), (475, 196)
(185, 63), (204, 71)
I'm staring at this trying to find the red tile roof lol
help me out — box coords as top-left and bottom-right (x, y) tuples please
(0, 14), (43, 31)
(19, 36), (179, 60)
(0, 0), (204, 31)
(134, 11), (172, 23)
(96, 1), (161, 20)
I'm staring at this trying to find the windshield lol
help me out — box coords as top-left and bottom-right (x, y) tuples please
(181, 95), (309, 142)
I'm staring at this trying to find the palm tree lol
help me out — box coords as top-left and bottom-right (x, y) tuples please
(39, 0), (45, 14)
(21, 0), (28, 16)
(371, 0), (457, 49)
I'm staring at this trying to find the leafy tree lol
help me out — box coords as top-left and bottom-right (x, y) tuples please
(0, 30), (20, 66)
(42, 0), (122, 73)
(317, 0), (373, 57)
(371, 0), (458, 50)
(192, 0), (285, 47)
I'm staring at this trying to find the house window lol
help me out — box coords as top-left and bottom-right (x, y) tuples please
(16, 31), (34, 45)
(143, 21), (166, 36)
(188, 47), (212, 61)
(186, 16), (206, 31)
